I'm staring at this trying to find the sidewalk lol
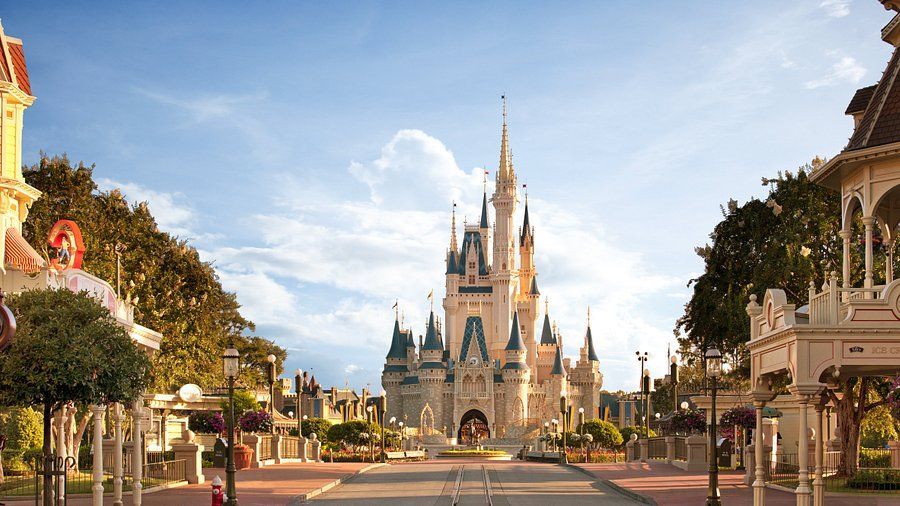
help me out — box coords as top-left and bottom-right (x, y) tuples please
(573, 461), (897, 506)
(44, 461), (374, 506)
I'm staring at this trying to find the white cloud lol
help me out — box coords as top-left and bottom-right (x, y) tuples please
(201, 129), (685, 391)
(805, 56), (866, 89)
(96, 178), (198, 237)
(819, 0), (851, 18)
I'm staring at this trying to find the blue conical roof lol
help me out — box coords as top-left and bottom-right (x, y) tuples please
(480, 192), (489, 228)
(505, 310), (527, 351)
(446, 250), (458, 274)
(520, 199), (531, 242)
(422, 310), (442, 351)
(540, 313), (555, 345)
(386, 319), (406, 359)
(551, 344), (566, 375)
(585, 325), (599, 362)
(529, 275), (540, 296)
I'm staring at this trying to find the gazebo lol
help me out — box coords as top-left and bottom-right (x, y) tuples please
(746, 3), (900, 505)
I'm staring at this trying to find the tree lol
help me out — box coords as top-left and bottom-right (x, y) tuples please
(235, 337), (287, 388)
(326, 420), (382, 449)
(22, 155), (285, 392)
(0, 289), (151, 505)
(219, 389), (259, 415)
(3, 407), (43, 450)
(619, 425), (655, 444)
(300, 418), (332, 441)
(860, 404), (898, 448)
(576, 419), (622, 449)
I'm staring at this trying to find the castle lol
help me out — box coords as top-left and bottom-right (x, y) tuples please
(381, 101), (603, 443)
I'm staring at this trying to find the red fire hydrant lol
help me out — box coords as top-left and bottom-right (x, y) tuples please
(211, 475), (224, 506)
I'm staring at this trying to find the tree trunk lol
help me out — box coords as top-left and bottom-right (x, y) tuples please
(42, 401), (52, 506)
(71, 410), (93, 472)
(834, 378), (869, 477)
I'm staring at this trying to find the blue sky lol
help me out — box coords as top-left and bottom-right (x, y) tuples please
(2, 0), (892, 392)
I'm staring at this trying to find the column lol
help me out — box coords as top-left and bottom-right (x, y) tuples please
(813, 405), (824, 506)
(91, 404), (105, 506)
(113, 403), (124, 506)
(863, 217), (875, 291)
(796, 397), (811, 506)
(840, 229), (851, 301)
(56, 407), (68, 503)
(753, 403), (766, 506)
(132, 396), (144, 506)
(888, 239), (895, 284)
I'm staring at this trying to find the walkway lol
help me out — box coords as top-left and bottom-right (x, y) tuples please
(311, 459), (639, 505)
(575, 461), (898, 506)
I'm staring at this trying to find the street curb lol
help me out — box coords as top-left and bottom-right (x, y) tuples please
(563, 463), (658, 505)
(289, 462), (387, 504)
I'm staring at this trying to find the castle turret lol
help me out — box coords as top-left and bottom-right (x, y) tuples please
(417, 310), (447, 435)
(492, 96), (518, 359)
(516, 195), (540, 372)
(382, 317), (408, 423)
(569, 308), (603, 419)
(502, 310), (530, 426)
(536, 301), (557, 383)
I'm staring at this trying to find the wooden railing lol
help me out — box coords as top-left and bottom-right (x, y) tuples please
(807, 275), (885, 325)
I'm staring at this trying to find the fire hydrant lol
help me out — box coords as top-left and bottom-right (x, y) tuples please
(211, 475), (224, 506)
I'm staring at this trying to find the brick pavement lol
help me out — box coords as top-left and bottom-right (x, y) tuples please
(574, 461), (898, 506)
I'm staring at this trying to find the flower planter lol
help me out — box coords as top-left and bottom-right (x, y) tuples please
(234, 444), (253, 470)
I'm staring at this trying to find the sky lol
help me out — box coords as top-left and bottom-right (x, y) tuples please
(1, 0), (893, 393)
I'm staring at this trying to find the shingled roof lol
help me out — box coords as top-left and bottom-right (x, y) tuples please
(847, 47), (900, 151)
(846, 85), (877, 115)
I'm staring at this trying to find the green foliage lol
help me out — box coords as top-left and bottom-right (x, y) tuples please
(860, 405), (899, 449)
(235, 337), (287, 388)
(619, 425), (655, 443)
(576, 419), (623, 449)
(219, 389), (259, 415)
(846, 469), (900, 490)
(676, 165), (845, 372)
(326, 420), (382, 447)
(859, 448), (892, 468)
(301, 418), (332, 441)
(0, 289), (151, 411)
(22, 155), (285, 391)
(3, 407), (43, 450)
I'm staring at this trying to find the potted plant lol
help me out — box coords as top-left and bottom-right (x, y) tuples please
(233, 443), (253, 470)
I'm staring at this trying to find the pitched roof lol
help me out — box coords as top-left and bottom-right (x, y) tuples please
(529, 275), (540, 296)
(7, 42), (29, 96)
(385, 319), (408, 359)
(504, 310), (527, 352)
(479, 192), (489, 228)
(459, 315), (490, 364)
(540, 313), (555, 345)
(847, 47), (900, 151)
(422, 310), (442, 351)
(520, 199), (532, 243)
(446, 249), (458, 274)
(846, 85), (877, 115)
(405, 330), (415, 348)
(585, 325), (599, 362)
(551, 345), (566, 375)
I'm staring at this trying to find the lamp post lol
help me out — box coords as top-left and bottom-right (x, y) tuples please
(266, 354), (276, 434)
(389, 416), (397, 452)
(294, 369), (303, 438)
(543, 421), (549, 451)
(366, 405), (375, 462)
(398, 422), (404, 451)
(643, 369), (651, 439)
(670, 354), (679, 415)
(578, 407), (585, 462)
(705, 345), (723, 506)
(559, 393), (569, 464)
(551, 419), (558, 452)
(380, 389), (387, 462)
(636, 351), (648, 432)
(223, 344), (240, 506)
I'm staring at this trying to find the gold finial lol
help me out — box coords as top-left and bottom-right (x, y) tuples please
(587, 306), (591, 325)
(544, 297), (549, 315)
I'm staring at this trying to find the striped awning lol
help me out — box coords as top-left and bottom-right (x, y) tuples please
(5, 227), (45, 274)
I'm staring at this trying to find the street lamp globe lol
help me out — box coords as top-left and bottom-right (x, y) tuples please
(266, 354), (276, 364)
(288, 411), (294, 418)
(398, 422), (404, 427)
(302, 415), (308, 420)
(223, 347), (240, 378)
(655, 413), (660, 419)
(670, 355), (677, 365)
(390, 416), (396, 424)
(705, 346), (722, 378)
(681, 401), (689, 410)
(644, 368), (650, 377)
(578, 407), (584, 414)
(367, 405), (373, 413)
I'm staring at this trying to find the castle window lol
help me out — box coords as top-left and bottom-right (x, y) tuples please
(468, 275), (475, 284)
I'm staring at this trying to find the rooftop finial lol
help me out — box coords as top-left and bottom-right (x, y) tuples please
(587, 306), (591, 325)
(545, 297), (549, 315)
(502, 94), (507, 125)
(450, 202), (458, 251)
(499, 95), (512, 180)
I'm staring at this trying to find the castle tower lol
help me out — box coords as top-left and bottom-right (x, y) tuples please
(536, 300), (557, 383)
(382, 317), (409, 423)
(0, 23), (41, 274)
(516, 196), (540, 371)
(502, 310), (530, 426)
(569, 309), (603, 419)
(417, 309), (447, 435)
(491, 96), (518, 359)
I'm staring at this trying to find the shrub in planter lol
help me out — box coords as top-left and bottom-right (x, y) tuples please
(847, 469), (900, 490)
(619, 426), (656, 443)
(188, 412), (226, 434)
(859, 448), (891, 468)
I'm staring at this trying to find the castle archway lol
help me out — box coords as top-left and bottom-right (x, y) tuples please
(457, 409), (489, 445)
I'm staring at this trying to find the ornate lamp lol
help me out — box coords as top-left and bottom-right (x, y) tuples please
(266, 354), (277, 433)
(705, 345), (722, 506)
(222, 345), (240, 506)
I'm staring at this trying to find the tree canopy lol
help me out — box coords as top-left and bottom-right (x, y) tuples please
(576, 419), (622, 449)
(22, 155), (285, 390)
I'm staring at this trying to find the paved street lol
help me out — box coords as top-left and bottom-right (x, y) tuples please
(310, 459), (640, 505)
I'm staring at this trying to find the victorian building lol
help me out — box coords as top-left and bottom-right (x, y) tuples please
(382, 101), (603, 443)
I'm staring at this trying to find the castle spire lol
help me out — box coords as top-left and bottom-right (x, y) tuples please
(585, 307), (599, 362)
(505, 310), (527, 351)
(385, 315), (406, 359)
(499, 95), (512, 181)
(422, 309), (442, 351)
(520, 191), (532, 243)
(450, 202), (458, 251)
(480, 188), (489, 229)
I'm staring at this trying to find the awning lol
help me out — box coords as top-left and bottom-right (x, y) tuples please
(5, 227), (45, 274)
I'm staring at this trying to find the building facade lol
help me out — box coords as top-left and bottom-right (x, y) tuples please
(382, 102), (603, 443)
